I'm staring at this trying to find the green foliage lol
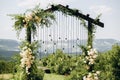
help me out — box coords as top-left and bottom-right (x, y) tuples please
(42, 49), (88, 80)
(0, 60), (15, 74)
(80, 14), (102, 47)
(12, 59), (44, 80)
(12, 69), (44, 80)
(42, 49), (75, 75)
(94, 44), (120, 80)
(9, 5), (55, 37)
(66, 56), (88, 80)
(19, 40), (39, 56)
(11, 41), (45, 80)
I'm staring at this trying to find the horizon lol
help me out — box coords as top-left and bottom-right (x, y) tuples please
(0, 38), (120, 42)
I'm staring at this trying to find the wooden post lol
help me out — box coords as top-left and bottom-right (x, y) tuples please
(26, 27), (31, 43)
(87, 21), (94, 72)
(87, 21), (93, 48)
(26, 26), (31, 80)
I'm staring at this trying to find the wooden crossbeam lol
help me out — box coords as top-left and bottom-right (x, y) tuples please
(45, 4), (104, 27)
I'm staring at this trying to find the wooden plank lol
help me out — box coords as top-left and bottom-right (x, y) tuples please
(44, 4), (104, 27)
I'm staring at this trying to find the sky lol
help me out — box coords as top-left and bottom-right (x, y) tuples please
(0, 0), (120, 41)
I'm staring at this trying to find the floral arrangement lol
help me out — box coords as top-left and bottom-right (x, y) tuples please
(10, 4), (55, 80)
(10, 5), (55, 37)
(83, 71), (100, 80)
(20, 45), (35, 74)
(19, 41), (38, 72)
(85, 48), (98, 65)
(15, 41), (45, 80)
(82, 46), (101, 80)
(22, 12), (42, 28)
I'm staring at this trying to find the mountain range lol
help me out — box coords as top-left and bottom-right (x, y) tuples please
(0, 39), (120, 59)
(0, 39), (19, 59)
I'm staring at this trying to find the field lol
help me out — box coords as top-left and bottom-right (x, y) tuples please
(0, 73), (66, 80)
(0, 74), (13, 80)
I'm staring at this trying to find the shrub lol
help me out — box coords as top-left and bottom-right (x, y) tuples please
(42, 49), (76, 75)
(94, 44), (120, 80)
(66, 56), (88, 80)
(0, 60), (15, 74)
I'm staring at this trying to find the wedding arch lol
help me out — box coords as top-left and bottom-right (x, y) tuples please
(10, 4), (104, 80)
(36, 4), (104, 57)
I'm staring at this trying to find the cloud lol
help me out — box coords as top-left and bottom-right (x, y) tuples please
(89, 5), (112, 14)
(18, 0), (73, 9)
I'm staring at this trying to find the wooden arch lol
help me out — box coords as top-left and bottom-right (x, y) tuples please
(27, 4), (104, 47)
(44, 4), (104, 47)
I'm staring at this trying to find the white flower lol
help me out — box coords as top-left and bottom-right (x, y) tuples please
(94, 73), (97, 76)
(85, 56), (89, 60)
(22, 51), (28, 58)
(20, 52), (24, 57)
(94, 76), (99, 80)
(88, 45), (91, 49)
(83, 76), (86, 80)
(88, 50), (94, 56)
(96, 71), (100, 75)
(21, 58), (26, 62)
(22, 46), (28, 50)
(84, 60), (87, 63)
(92, 54), (98, 59)
(20, 63), (25, 68)
(28, 48), (32, 52)
(93, 49), (97, 53)
(25, 14), (33, 21)
(26, 67), (30, 74)
(88, 73), (92, 78)
(89, 59), (94, 64)
(25, 49), (29, 54)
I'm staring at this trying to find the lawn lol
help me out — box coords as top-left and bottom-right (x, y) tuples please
(0, 74), (13, 80)
(0, 73), (66, 80)
(44, 73), (67, 80)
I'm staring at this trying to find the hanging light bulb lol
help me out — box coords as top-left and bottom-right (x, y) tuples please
(51, 39), (53, 41)
(73, 45), (75, 48)
(59, 37), (61, 39)
(65, 38), (67, 40)
(54, 43), (56, 45)
(77, 38), (79, 40)
(49, 34), (51, 37)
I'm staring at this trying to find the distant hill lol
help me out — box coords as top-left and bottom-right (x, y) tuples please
(0, 39), (19, 59)
(0, 39), (19, 51)
(93, 39), (120, 52)
(0, 39), (120, 58)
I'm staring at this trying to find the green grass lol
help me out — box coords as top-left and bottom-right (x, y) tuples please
(0, 74), (13, 80)
(44, 73), (66, 80)
(0, 73), (67, 80)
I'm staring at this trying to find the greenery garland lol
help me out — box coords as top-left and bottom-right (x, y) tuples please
(80, 14), (102, 80)
(10, 5), (55, 38)
(10, 5), (55, 80)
